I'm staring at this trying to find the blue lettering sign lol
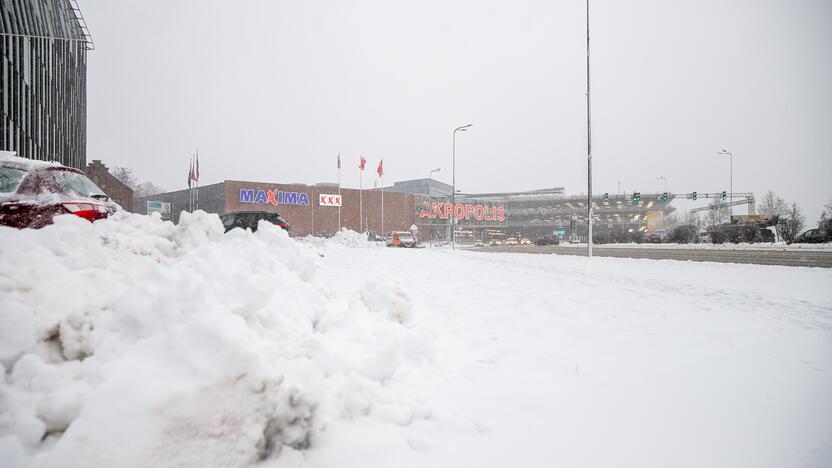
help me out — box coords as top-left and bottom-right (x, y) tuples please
(240, 189), (255, 203)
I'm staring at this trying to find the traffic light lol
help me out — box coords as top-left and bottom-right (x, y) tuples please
(632, 192), (641, 203)
(691, 191), (698, 200)
(603, 192), (609, 203)
(661, 192), (668, 202)
(721, 191), (727, 201)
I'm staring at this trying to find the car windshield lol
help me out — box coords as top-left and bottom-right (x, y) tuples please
(0, 167), (26, 193)
(51, 170), (105, 198)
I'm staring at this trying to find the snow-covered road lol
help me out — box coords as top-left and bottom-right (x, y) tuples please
(1, 212), (830, 468)
(303, 244), (831, 468)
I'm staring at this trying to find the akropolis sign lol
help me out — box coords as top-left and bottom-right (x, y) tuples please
(419, 200), (506, 222)
(239, 189), (310, 206)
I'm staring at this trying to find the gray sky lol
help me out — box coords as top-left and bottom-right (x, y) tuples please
(81, 0), (831, 222)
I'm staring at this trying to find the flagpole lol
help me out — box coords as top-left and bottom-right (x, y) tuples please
(337, 155), (342, 232)
(359, 161), (363, 233)
(381, 171), (384, 236)
(188, 156), (193, 212)
(195, 149), (199, 211)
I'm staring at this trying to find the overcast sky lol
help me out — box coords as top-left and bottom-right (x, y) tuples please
(81, 0), (831, 222)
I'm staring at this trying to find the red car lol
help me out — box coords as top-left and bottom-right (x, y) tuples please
(0, 154), (118, 229)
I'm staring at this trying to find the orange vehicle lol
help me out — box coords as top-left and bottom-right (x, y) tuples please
(387, 231), (417, 248)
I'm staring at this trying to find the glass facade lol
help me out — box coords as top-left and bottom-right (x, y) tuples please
(1, 0), (92, 170)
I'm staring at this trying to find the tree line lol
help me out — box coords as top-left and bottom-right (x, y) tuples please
(666, 191), (831, 243)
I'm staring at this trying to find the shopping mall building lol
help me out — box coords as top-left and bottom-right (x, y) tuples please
(137, 177), (676, 241)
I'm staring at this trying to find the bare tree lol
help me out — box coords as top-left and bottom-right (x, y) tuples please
(781, 202), (805, 243)
(682, 211), (702, 229)
(758, 190), (787, 218)
(134, 181), (165, 198)
(705, 198), (728, 227)
(111, 166), (139, 189)
(663, 213), (680, 230)
(820, 196), (832, 231)
(112, 166), (165, 198)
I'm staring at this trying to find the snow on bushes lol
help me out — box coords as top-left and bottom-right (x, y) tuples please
(0, 211), (419, 467)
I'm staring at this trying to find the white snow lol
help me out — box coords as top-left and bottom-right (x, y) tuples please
(1, 211), (830, 468)
(0, 152), (63, 171)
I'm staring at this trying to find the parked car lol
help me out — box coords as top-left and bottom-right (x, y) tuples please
(646, 229), (667, 243)
(790, 228), (831, 244)
(709, 223), (775, 244)
(520, 238), (532, 245)
(387, 231), (417, 248)
(220, 211), (290, 233)
(474, 239), (484, 247)
(505, 237), (519, 246)
(489, 238), (502, 246)
(0, 154), (118, 229)
(535, 236), (559, 246)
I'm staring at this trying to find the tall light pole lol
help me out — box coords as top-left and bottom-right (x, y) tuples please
(718, 149), (733, 219)
(452, 124), (472, 251)
(586, 0), (593, 257)
(657, 176), (667, 193)
(428, 168), (441, 196)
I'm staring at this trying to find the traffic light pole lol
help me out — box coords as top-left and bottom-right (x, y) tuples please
(586, 0), (593, 257)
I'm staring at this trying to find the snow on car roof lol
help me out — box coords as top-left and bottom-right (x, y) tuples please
(0, 151), (64, 170)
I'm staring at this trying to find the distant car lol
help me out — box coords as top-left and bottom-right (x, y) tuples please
(790, 228), (831, 244)
(489, 238), (502, 246)
(220, 211), (290, 233)
(474, 239), (484, 247)
(535, 237), (559, 246)
(520, 238), (532, 245)
(387, 231), (416, 248)
(0, 154), (118, 229)
(505, 237), (518, 246)
(646, 230), (667, 243)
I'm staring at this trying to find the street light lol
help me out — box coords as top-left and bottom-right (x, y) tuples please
(452, 124), (472, 251)
(718, 149), (733, 219)
(656, 176), (667, 193)
(428, 168), (441, 196)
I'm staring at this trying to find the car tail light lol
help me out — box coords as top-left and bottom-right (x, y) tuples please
(62, 202), (99, 221)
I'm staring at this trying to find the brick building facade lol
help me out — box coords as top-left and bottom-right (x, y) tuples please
(84, 160), (133, 211)
(135, 180), (421, 237)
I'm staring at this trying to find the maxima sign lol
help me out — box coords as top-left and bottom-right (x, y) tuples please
(318, 194), (342, 207)
(239, 189), (310, 206)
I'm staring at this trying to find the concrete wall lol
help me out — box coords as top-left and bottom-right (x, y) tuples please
(134, 182), (226, 223)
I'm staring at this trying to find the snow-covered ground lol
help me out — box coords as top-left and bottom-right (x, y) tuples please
(552, 241), (832, 251)
(1, 212), (830, 468)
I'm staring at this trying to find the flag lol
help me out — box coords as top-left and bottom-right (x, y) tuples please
(195, 153), (200, 182)
(337, 153), (341, 169)
(377, 159), (383, 177)
(359, 156), (366, 170)
(187, 159), (193, 188)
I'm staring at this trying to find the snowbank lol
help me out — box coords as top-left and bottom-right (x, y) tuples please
(0, 211), (420, 467)
(301, 229), (384, 250)
(2, 211), (830, 468)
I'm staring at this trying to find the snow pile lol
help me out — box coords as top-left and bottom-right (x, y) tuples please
(587, 242), (832, 251)
(327, 229), (383, 249)
(0, 211), (422, 467)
